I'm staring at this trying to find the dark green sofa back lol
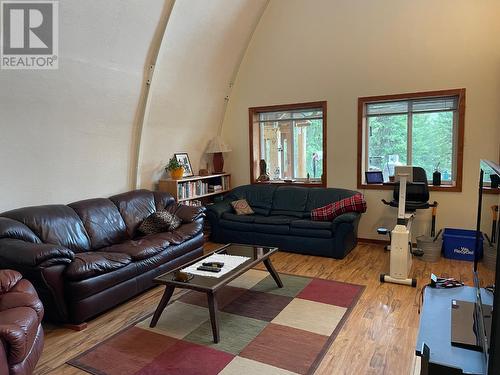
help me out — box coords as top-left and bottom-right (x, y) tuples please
(226, 185), (359, 215)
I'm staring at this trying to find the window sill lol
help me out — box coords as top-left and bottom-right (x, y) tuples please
(483, 186), (500, 195)
(253, 180), (326, 188)
(358, 183), (462, 193)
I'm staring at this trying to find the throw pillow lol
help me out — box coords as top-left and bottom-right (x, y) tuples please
(311, 193), (367, 221)
(138, 210), (182, 235)
(231, 199), (254, 215)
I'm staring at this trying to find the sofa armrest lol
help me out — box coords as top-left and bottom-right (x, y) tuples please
(206, 199), (234, 219)
(175, 204), (206, 223)
(331, 212), (360, 231)
(0, 238), (74, 269)
(332, 212), (360, 224)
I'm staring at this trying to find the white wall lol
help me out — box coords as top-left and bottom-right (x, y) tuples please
(137, 0), (267, 189)
(0, 0), (268, 211)
(222, 0), (500, 239)
(0, 0), (166, 212)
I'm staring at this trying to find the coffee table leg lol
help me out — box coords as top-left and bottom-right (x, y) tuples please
(150, 285), (175, 328)
(264, 257), (283, 288)
(207, 292), (220, 343)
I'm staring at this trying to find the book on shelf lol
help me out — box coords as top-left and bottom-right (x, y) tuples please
(177, 180), (213, 200)
(183, 199), (202, 207)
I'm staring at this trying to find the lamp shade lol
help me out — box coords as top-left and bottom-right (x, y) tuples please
(206, 136), (232, 153)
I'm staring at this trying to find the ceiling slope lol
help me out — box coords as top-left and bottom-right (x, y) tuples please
(137, 0), (268, 188)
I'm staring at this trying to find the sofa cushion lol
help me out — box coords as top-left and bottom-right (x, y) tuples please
(65, 263), (138, 301)
(1, 205), (91, 252)
(270, 210), (307, 218)
(109, 190), (157, 237)
(69, 198), (129, 250)
(254, 215), (295, 225)
(289, 227), (332, 238)
(138, 211), (181, 235)
(173, 204), (206, 223)
(291, 219), (333, 230)
(144, 220), (203, 246)
(0, 217), (41, 244)
(221, 212), (256, 223)
(65, 252), (132, 281)
(219, 219), (256, 232)
(252, 223), (290, 235)
(251, 207), (270, 216)
(153, 191), (176, 211)
(229, 185), (277, 211)
(272, 186), (309, 212)
(101, 237), (168, 261)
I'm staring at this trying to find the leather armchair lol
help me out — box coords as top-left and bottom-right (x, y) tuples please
(0, 190), (205, 324)
(0, 269), (44, 375)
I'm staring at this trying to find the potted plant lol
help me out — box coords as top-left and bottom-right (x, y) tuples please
(165, 157), (184, 180)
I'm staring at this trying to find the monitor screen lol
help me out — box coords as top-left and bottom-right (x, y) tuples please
(365, 171), (384, 184)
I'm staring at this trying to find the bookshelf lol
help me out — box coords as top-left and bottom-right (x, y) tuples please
(158, 173), (231, 204)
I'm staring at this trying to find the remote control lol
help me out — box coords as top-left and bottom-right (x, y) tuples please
(197, 265), (221, 273)
(202, 262), (224, 268)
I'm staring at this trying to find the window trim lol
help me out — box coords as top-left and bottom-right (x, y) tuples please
(249, 101), (327, 187)
(357, 89), (465, 192)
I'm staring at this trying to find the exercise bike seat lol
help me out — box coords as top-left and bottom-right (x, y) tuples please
(382, 167), (434, 211)
(382, 199), (432, 211)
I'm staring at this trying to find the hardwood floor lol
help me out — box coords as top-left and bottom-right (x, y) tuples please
(35, 242), (494, 375)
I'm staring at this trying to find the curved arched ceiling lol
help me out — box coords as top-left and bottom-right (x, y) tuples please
(137, 0), (268, 189)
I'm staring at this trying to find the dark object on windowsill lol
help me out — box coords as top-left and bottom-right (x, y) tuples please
(256, 159), (270, 182)
(491, 174), (500, 189)
(365, 171), (384, 184)
(433, 170), (442, 186)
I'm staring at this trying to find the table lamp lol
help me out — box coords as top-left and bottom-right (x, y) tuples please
(206, 136), (232, 173)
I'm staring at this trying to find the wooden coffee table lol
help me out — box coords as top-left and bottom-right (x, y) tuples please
(150, 244), (282, 343)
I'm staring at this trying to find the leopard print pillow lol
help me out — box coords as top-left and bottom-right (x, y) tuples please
(138, 210), (181, 235)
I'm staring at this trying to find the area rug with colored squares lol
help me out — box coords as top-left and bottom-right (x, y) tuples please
(68, 270), (364, 375)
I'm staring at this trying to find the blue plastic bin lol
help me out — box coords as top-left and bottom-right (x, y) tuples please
(442, 228), (483, 261)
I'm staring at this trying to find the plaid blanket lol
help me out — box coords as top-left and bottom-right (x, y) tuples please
(311, 193), (366, 221)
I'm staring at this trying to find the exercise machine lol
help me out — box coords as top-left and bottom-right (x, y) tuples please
(378, 166), (437, 287)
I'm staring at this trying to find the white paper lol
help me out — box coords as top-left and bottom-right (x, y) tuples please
(181, 254), (250, 278)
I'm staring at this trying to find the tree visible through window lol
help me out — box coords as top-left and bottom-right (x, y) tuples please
(359, 90), (465, 190)
(249, 102), (327, 185)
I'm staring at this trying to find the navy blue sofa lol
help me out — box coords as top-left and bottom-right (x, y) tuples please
(206, 184), (362, 259)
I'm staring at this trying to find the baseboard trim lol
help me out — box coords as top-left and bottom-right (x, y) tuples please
(357, 237), (389, 245)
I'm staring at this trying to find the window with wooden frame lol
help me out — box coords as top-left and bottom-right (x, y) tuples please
(249, 101), (327, 186)
(357, 89), (465, 192)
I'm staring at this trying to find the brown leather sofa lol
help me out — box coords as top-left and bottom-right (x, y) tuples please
(0, 269), (44, 375)
(0, 190), (205, 324)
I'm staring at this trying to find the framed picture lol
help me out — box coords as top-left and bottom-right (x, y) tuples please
(174, 153), (194, 177)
